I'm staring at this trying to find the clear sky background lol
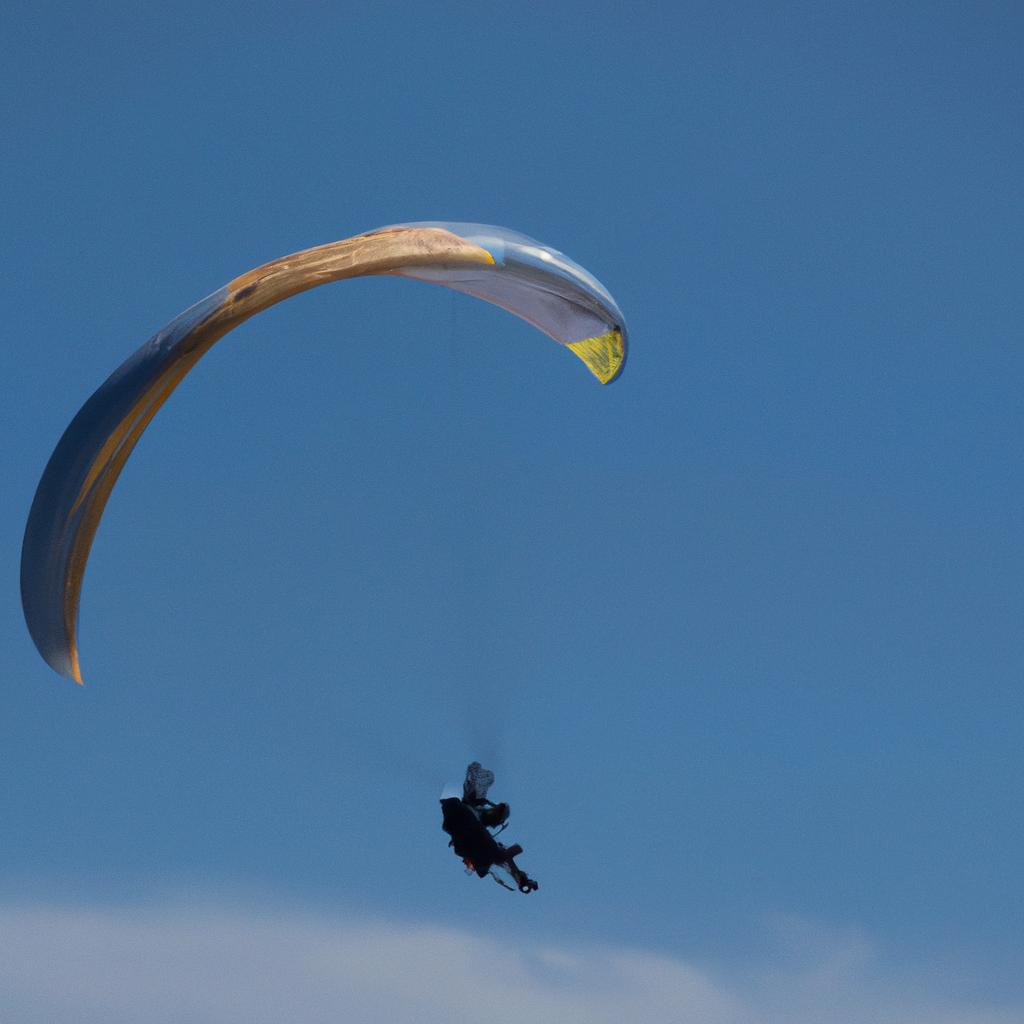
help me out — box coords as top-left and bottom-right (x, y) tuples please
(2, 3), (1022, 1021)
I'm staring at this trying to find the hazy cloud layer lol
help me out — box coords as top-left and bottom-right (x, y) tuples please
(0, 902), (1018, 1024)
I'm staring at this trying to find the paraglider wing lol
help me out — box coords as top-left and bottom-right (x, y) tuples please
(388, 223), (627, 385)
(21, 223), (628, 684)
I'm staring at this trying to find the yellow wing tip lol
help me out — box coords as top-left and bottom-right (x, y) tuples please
(567, 329), (626, 384)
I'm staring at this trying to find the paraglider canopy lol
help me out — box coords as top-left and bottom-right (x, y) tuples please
(21, 222), (628, 683)
(389, 223), (627, 384)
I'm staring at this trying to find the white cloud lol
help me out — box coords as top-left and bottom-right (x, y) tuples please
(0, 901), (1018, 1024)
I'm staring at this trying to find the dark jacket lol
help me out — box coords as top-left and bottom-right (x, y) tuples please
(440, 797), (506, 878)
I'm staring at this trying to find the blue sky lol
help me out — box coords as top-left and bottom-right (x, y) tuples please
(3, 2), (1023, 1019)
